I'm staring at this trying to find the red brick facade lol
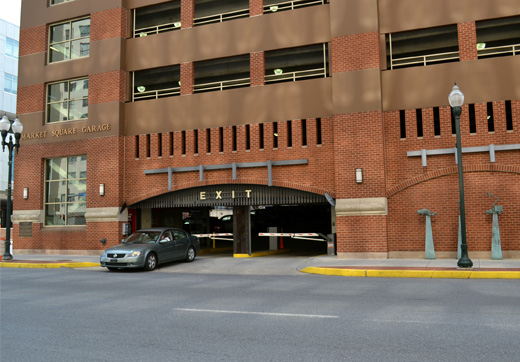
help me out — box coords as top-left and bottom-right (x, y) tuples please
(13, 0), (520, 257)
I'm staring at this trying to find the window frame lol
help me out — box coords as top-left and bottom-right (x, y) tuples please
(48, 17), (91, 64)
(5, 38), (19, 59)
(46, 77), (89, 124)
(44, 155), (87, 226)
(4, 73), (18, 95)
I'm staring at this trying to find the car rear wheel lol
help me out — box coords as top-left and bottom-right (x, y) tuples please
(144, 253), (157, 271)
(185, 246), (196, 262)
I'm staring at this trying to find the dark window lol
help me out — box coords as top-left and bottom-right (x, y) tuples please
(194, 130), (199, 154)
(386, 25), (459, 69)
(219, 127), (224, 152)
(433, 107), (441, 136)
(134, 1), (181, 37)
(206, 129), (211, 153)
(232, 126), (237, 151)
(170, 132), (174, 156)
(487, 102), (495, 132)
(416, 109), (423, 138)
(287, 120), (292, 148)
(469, 104), (477, 134)
(399, 110), (406, 139)
(259, 123), (264, 149)
(245, 125), (250, 150)
(505, 100), (514, 131)
(476, 16), (520, 59)
(194, 0), (249, 26)
(135, 135), (140, 158)
(316, 118), (322, 145)
(146, 134), (151, 157)
(182, 131), (186, 154)
(194, 55), (250, 93)
(133, 65), (180, 101)
(451, 109), (456, 135)
(158, 133), (162, 157)
(265, 44), (329, 84)
(264, 0), (328, 14)
(301, 119), (307, 146)
(273, 122), (278, 148)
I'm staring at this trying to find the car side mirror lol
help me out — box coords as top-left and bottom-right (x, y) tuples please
(121, 238), (126, 243)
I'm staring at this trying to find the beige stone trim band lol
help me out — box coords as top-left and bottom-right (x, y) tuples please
(12, 210), (43, 223)
(84, 207), (128, 223)
(335, 197), (387, 216)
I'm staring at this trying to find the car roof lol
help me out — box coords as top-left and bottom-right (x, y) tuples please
(136, 227), (184, 232)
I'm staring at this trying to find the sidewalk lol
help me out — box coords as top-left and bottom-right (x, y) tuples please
(1, 252), (520, 279)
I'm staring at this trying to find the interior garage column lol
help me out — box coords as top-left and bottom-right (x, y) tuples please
(233, 206), (251, 255)
(335, 198), (388, 259)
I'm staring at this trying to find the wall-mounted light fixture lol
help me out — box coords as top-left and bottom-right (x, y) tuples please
(355, 168), (363, 184)
(99, 183), (105, 196)
(23, 187), (29, 199)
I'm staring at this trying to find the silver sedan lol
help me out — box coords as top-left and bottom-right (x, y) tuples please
(100, 227), (200, 271)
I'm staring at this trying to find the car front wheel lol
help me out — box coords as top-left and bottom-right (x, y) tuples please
(185, 246), (196, 262)
(144, 253), (157, 271)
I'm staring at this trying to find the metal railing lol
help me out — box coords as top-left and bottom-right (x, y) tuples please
(133, 86), (181, 101)
(389, 51), (460, 69)
(194, 8), (249, 26)
(477, 43), (520, 58)
(133, 21), (182, 38)
(194, 77), (250, 93)
(263, 0), (326, 13)
(265, 67), (326, 83)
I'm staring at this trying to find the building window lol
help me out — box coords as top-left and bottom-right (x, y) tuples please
(194, 55), (250, 93)
(259, 123), (264, 149)
(273, 122), (278, 148)
(232, 126), (237, 151)
(487, 102), (495, 132)
(206, 129), (211, 153)
(399, 110), (406, 139)
(169, 132), (174, 156)
(287, 120), (292, 147)
(265, 43), (329, 84)
(6, 38), (19, 58)
(182, 131), (186, 155)
(47, 78), (88, 123)
(316, 117), (322, 145)
(49, 17), (90, 63)
(194, 130), (199, 154)
(264, 0), (328, 14)
(416, 109), (423, 138)
(134, 1), (181, 37)
(469, 104), (477, 134)
(44, 156), (87, 226)
(194, 0), (249, 26)
(4, 74), (17, 95)
(386, 25), (459, 69)
(476, 16), (520, 59)
(505, 101), (514, 131)
(133, 65), (180, 101)
(50, 0), (75, 5)
(433, 107), (441, 136)
(301, 119), (307, 146)
(158, 133), (162, 157)
(219, 127), (224, 152)
(245, 125), (250, 150)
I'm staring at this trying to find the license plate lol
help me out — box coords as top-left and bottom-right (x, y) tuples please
(110, 258), (118, 262)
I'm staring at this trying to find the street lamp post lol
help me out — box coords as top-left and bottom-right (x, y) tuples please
(448, 84), (473, 268)
(1, 115), (23, 261)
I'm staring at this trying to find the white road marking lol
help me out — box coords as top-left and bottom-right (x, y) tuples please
(175, 308), (339, 319)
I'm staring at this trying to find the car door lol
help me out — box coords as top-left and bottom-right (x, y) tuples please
(172, 229), (190, 260)
(157, 230), (176, 262)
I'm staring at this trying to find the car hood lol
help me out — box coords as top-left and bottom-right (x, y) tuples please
(106, 243), (152, 253)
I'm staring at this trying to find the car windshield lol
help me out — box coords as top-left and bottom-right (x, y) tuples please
(124, 231), (161, 244)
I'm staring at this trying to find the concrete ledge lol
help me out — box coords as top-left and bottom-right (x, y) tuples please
(337, 252), (388, 260)
(335, 197), (387, 216)
(301, 267), (520, 279)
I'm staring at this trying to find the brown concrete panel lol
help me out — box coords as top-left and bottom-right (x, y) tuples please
(18, 38), (125, 87)
(125, 78), (333, 135)
(382, 56), (520, 111)
(21, 0), (126, 29)
(379, 0), (520, 34)
(330, 0), (378, 37)
(333, 69), (382, 114)
(126, 5), (330, 71)
(19, 102), (122, 146)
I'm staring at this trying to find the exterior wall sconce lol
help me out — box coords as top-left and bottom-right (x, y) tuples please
(99, 183), (105, 196)
(355, 168), (363, 183)
(23, 187), (29, 199)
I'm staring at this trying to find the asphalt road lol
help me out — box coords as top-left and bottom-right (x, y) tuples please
(1, 267), (519, 362)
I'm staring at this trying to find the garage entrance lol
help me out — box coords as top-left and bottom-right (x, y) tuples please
(129, 184), (334, 256)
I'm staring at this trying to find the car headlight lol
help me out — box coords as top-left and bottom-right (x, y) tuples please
(101, 251), (107, 258)
(129, 251), (142, 257)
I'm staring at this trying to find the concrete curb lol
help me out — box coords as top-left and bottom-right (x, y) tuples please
(0, 262), (100, 269)
(301, 267), (520, 279)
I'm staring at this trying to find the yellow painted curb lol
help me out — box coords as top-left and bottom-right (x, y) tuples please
(301, 267), (520, 279)
(234, 249), (291, 258)
(0, 262), (100, 269)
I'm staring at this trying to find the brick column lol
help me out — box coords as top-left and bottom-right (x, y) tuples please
(250, 0), (264, 17)
(458, 22), (478, 61)
(181, 0), (195, 29)
(250, 51), (265, 86)
(180, 62), (194, 95)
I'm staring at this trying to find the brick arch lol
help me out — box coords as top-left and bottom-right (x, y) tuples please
(387, 164), (520, 197)
(128, 177), (335, 206)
